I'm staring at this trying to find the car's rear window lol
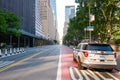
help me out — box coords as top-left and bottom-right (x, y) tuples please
(85, 44), (113, 51)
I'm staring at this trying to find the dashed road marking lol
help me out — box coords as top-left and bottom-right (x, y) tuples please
(69, 67), (120, 80)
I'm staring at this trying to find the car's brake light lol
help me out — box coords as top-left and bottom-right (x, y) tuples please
(114, 52), (116, 58)
(83, 51), (89, 57)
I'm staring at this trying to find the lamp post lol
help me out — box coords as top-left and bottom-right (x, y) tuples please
(98, 33), (100, 43)
(82, 0), (96, 42)
(107, 30), (110, 43)
(84, 28), (87, 40)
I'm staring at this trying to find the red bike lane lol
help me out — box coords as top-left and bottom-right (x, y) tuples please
(61, 45), (77, 80)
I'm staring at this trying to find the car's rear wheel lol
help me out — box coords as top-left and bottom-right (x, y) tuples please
(106, 69), (113, 72)
(78, 57), (85, 69)
(73, 54), (76, 62)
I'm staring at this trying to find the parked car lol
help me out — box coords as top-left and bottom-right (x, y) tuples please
(73, 42), (117, 71)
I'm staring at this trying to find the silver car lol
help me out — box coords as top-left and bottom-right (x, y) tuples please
(73, 42), (117, 71)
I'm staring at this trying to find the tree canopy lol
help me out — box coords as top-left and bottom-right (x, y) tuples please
(63, 0), (120, 45)
(0, 10), (21, 36)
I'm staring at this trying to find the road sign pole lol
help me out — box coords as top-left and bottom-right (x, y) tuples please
(90, 31), (91, 42)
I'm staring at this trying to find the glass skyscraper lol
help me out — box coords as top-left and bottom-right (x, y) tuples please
(50, 0), (57, 26)
(63, 6), (75, 36)
(0, 0), (44, 38)
(65, 6), (75, 22)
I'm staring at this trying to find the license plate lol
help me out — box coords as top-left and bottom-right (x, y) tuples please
(99, 56), (105, 62)
(100, 60), (105, 62)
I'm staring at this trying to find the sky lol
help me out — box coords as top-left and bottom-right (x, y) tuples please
(56, 0), (77, 41)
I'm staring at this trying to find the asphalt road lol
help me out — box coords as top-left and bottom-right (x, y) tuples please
(0, 45), (60, 80)
(0, 45), (120, 80)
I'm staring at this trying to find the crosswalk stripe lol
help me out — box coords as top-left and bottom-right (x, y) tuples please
(95, 72), (113, 80)
(81, 70), (90, 80)
(69, 67), (119, 80)
(69, 67), (77, 80)
(74, 67), (83, 80)
(106, 72), (119, 80)
(87, 69), (100, 80)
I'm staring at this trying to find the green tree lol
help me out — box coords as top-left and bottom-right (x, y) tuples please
(5, 11), (21, 36)
(98, 0), (120, 42)
(63, 0), (120, 43)
(0, 10), (7, 33)
(0, 10), (21, 36)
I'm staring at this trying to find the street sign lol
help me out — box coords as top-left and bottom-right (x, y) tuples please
(86, 26), (94, 31)
(84, 28), (87, 31)
(89, 14), (95, 22)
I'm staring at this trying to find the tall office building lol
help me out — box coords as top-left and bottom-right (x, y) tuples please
(50, 0), (57, 26)
(0, 0), (44, 38)
(35, 0), (45, 37)
(40, 0), (56, 40)
(75, 0), (80, 3)
(50, 0), (58, 40)
(65, 6), (75, 22)
(63, 6), (75, 36)
(0, 0), (46, 47)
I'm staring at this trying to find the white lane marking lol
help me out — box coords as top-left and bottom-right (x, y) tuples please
(56, 47), (61, 80)
(87, 69), (100, 80)
(81, 70), (90, 80)
(0, 61), (15, 68)
(74, 67), (83, 80)
(69, 67), (77, 80)
(95, 72), (113, 80)
(106, 72), (119, 80)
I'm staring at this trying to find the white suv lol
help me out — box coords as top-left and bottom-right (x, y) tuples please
(73, 42), (117, 71)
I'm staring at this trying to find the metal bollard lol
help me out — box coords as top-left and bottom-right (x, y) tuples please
(10, 48), (12, 55)
(17, 48), (19, 54)
(20, 48), (22, 53)
(13, 48), (16, 54)
(5, 49), (7, 56)
(22, 48), (25, 53)
(0, 49), (2, 57)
